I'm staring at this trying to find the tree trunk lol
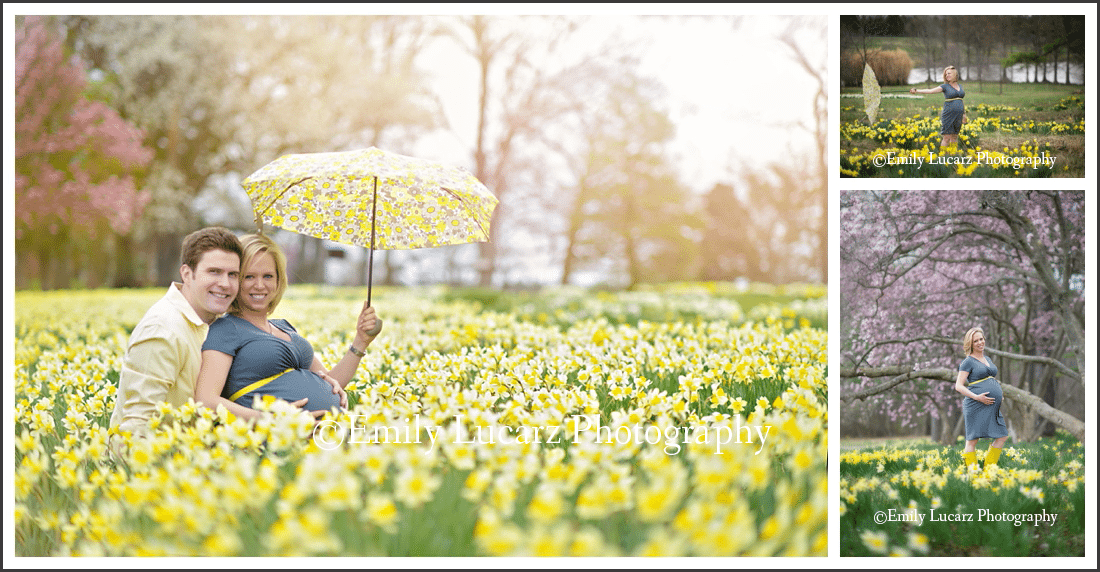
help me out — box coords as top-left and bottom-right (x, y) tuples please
(471, 16), (496, 289)
(293, 234), (326, 284)
(381, 250), (397, 286)
(560, 227), (580, 287)
(949, 408), (965, 444)
(156, 231), (182, 286)
(15, 244), (34, 289)
(37, 237), (53, 290)
(931, 400), (955, 444)
(1005, 399), (1041, 442)
(1053, 45), (1059, 84)
(113, 233), (139, 288)
(622, 194), (640, 289)
(478, 236), (496, 287)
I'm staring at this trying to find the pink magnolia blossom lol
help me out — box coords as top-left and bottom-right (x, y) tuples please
(15, 16), (153, 239)
(841, 190), (1084, 428)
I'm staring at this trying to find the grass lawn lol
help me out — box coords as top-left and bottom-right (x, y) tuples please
(840, 434), (1085, 557)
(840, 82), (1084, 177)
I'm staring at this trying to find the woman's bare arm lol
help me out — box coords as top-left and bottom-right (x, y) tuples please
(954, 370), (993, 404)
(195, 350), (265, 420)
(910, 86), (945, 95)
(326, 303), (380, 389)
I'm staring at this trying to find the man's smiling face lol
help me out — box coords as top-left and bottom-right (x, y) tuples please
(179, 249), (240, 323)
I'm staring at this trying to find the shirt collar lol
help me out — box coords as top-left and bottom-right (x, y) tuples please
(168, 282), (212, 327)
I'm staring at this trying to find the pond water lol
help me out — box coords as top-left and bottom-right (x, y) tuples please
(906, 62), (1084, 85)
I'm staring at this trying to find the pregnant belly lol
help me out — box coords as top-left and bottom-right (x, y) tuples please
(969, 379), (1002, 402)
(251, 369), (341, 412)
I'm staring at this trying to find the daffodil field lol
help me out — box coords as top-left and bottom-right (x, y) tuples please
(839, 437), (1086, 557)
(13, 283), (828, 556)
(840, 87), (1085, 177)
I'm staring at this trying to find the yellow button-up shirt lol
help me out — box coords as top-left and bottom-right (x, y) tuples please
(109, 283), (209, 435)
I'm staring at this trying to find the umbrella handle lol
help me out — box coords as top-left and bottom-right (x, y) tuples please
(365, 317), (383, 337)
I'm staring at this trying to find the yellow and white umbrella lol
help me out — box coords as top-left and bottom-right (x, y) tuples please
(242, 147), (499, 311)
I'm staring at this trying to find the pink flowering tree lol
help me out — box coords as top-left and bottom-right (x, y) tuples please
(840, 190), (1085, 443)
(15, 16), (153, 289)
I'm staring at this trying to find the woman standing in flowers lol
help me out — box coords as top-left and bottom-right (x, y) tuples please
(910, 65), (965, 152)
(953, 327), (1009, 469)
(195, 233), (381, 419)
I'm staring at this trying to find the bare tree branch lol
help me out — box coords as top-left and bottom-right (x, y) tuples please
(843, 336), (1081, 384)
(840, 364), (1085, 442)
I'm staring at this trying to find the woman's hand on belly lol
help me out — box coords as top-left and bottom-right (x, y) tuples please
(316, 371), (348, 409)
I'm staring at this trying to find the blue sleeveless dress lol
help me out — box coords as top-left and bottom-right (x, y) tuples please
(940, 82), (965, 135)
(959, 355), (1007, 440)
(203, 314), (342, 413)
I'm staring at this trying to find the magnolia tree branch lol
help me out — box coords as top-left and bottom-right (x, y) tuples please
(843, 336), (1081, 384)
(924, 256), (1043, 285)
(860, 209), (1052, 294)
(926, 336), (1082, 383)
(841, 365), (1085, 443)
(841, 366), (956, 402)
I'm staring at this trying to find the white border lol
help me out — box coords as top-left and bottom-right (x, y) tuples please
(5, 2), (1097, 568)
(832, 3), (1096, 569)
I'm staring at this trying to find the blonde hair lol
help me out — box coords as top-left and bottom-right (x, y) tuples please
(962, 327), (985, 356)
(943, 65), (958, 83)
(229, 233), (288, 316)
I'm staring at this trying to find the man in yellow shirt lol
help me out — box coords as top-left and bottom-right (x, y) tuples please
(109, 227), (243, 436)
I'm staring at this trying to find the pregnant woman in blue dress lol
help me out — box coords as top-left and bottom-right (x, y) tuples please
(953, 327), (1009, 469)
(910, 65), (965, 153)
(195, 233), (381, 420)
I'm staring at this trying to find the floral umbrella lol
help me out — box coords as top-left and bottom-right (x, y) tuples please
(242, 147), (499, 312)
(862, 63), (882, 125)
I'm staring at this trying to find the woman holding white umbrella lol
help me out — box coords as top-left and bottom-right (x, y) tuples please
(910, 65), (966, 153)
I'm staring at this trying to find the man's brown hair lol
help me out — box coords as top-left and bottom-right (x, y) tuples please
(180, 227), (244, 270)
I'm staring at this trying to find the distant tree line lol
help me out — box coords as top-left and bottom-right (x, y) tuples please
(841, 15), (1086, 88)
(15, 15), (827, 290)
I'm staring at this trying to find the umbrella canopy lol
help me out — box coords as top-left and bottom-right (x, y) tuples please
(241, 147), (499, 310)
(242, 147), (498, 251)
(862, 63), (881, 125)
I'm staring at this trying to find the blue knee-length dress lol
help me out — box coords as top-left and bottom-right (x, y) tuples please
(940, 82), (965, 136)
(203, 314), (342, 413)
(959, 355), (1008, 440)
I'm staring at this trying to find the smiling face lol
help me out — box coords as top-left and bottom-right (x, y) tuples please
(972, 332), (985, 353)
(179, 249), (240, 323)
(963, 327), (987, 356)
(944, 66), (958, 82)
(238, 251), (279, 316)
(229, 234), (288, 316)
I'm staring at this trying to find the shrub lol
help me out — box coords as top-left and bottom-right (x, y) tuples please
(842, 49), (913, 87)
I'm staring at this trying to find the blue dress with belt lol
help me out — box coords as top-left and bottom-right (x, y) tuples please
(959, 355), (1008, 440)
(940, 82), (965, 136)
(203, 314), (342, 413)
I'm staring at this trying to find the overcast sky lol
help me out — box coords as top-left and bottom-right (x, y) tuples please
(414, 13), (825, 193)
